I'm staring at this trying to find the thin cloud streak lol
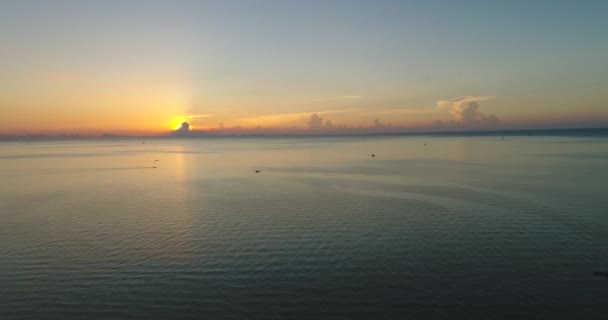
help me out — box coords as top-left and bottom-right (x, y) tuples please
(186, 114), (213, 119)
(360, 108), (436, 116)
(233, 109), (359, 127)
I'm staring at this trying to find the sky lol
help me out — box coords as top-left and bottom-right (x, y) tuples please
(1, 0), (607, 135)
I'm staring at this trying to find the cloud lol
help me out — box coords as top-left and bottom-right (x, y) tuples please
(234, 109), (358, 127)
(173, 121), (191, 136)
(436, 96), (499, 125)
(307, 113), (324, 129)
(307, 114), (337, 129)
(186, 114), (213, 119)
(373, 119), (388, 129)
(361, 108), (435, 116)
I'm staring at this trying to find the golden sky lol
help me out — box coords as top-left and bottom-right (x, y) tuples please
(1, 1), (607, 135)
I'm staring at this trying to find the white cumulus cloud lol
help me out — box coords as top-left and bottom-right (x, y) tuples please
(436, 96), (499, 124)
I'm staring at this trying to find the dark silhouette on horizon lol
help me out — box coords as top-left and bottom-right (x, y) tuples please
(174, 122), (190, 136)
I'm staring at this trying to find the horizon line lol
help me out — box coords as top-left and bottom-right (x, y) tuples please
(2, 126), (608, 140)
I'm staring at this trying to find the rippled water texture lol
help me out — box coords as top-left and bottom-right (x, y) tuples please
(1, 135), (608, 319)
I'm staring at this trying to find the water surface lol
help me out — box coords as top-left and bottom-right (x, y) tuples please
(1, 135), (608, 319)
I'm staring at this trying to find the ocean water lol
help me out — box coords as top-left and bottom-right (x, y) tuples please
(1, 134), (608, 319)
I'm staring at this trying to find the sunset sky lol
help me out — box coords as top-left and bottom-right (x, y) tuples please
(1, 0), (607, 135)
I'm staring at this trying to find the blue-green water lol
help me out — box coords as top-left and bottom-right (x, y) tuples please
(1, 135), (608, 319)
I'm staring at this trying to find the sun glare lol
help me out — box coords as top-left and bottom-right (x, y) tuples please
(171, 117), (186, 130)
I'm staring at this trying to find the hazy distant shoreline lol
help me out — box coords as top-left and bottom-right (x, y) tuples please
(1, 127), (608, 142)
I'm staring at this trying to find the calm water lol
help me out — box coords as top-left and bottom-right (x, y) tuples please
(1, 135), (608, 319)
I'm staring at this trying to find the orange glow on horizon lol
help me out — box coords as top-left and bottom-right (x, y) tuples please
(170, 117), (197, 131)
(171, 118), (186, 130)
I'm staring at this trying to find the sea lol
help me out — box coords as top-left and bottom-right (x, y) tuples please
(1, 130), (608, 319)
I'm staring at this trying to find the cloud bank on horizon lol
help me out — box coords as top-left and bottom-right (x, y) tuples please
(178, 95), (499, 135)
(435, 96), (500, 127)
